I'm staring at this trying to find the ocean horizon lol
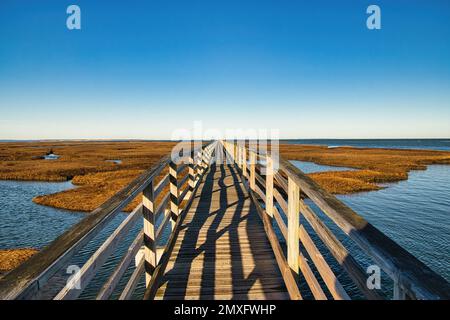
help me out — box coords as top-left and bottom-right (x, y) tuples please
(2, 138), (450, 151)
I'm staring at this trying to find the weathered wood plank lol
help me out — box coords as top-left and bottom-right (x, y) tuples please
(298, 252), (327, 300)
(0, 154), (171, 300)
(279, 158), (450, 300)
(287, 177), (300, 275)
(300, 202), (382, 300)
(169, 161), (179, 230)
(118, 256), (144, 300)
(54, 204), (142, 300)
(149, 164), (291, 300)
(299, 225), (350, 300)
(265, 155), (274, 218)
(96, 231), (143, 300)
(142, 182), (157, 286)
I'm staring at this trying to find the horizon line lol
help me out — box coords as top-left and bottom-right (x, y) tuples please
(1, 138), (450, 142)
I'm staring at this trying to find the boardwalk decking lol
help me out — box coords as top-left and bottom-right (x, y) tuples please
(155, 163), (289, 300)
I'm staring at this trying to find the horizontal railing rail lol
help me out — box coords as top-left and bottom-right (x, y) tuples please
(222, 140), (450, 300)
(0, 141), (216, 300)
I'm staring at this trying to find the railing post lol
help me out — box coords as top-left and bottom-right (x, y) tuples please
(249, 150), (256, 191)
(287, 176), (300, 275)
(242, 144), (247, 178)
(236, 143), (241, 168)
(266, 154), (274, 218)
(142, 182), (156, 286)
(188, 151), (195, 196)
(202, 146), (209, 171)
(169, 161), (179, 230)
(197, 147), (203, 176)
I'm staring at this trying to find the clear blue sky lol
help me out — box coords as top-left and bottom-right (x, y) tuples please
(1, 0), (449, 139)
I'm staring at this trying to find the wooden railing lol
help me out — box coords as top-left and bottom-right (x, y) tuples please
(222, 140), (450, 300)
(0, 141), (217, 300)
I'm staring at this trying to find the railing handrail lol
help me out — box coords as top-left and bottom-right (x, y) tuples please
(0, 143), (212, 300)
(278, 158), (450, 300)
(226, 140), (450, 300)
(0, 154), (172, 300)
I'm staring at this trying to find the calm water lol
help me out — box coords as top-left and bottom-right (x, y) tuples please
(290, 161), (450, 291)
(0, 141), (448, 299)
(284, 139), (450, 151)
(0, 180), (148, 299)
(0, 180), (83, 248)
(290, 160), (355, 173)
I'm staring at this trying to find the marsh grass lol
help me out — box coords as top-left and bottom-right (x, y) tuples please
(0, 141), (176, 212)
(280, 144), (450, 194)
(2, 142), (450, 212)
(0, 248), (38, 274)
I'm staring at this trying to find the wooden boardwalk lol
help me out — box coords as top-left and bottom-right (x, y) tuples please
(155, 164), (289, 300)
(2, 141), (449, 300)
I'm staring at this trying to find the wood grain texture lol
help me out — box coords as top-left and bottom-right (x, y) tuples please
(153, 164), (289, 300)
(0, 154), (171, 300)
(279, 158), (450, 300)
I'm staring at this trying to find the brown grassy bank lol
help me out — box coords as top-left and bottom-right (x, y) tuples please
(0, 248), (38, 274)
(0, 141), (176, 212)
(1, 142), (450, 212)
(280, 144), (450, 194)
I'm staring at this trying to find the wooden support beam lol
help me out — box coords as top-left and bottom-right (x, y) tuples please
(298, 252), (327, 300)
(242, 145), (247, 178)
(169, 161), (179, 230)
(96, 231), (143, 300)
(300, 202), (382, 300)
(188, 153), (195, 196)
(299, 225), (350, 300)
(287, 177), (300, 275)
(142, 182), (156, 286)
(266, 155), (274, 218)
(154, 174), (169, 198)
(273, 205), (287, 240)
(249, 150), (256, 191)
(54, 204), (142, 300)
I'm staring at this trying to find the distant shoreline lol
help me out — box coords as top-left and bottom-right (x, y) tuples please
(0, 140), (449, 211)
(1, 138), (449, 151)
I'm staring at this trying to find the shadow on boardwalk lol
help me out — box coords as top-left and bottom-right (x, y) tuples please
(156, 163), (289, 299)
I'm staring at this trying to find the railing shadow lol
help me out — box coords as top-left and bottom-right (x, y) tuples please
(160, 157), (287, 299)
(160, 163), (217, 298)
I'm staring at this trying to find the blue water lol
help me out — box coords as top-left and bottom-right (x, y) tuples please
(290, 160), (450, 293)
(0, 180), (83, 249)
(338, 166), (450, 283)
(284, 139), (450, 151)
(0, 180), (150, 299)
(290, 160), (355, 174)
